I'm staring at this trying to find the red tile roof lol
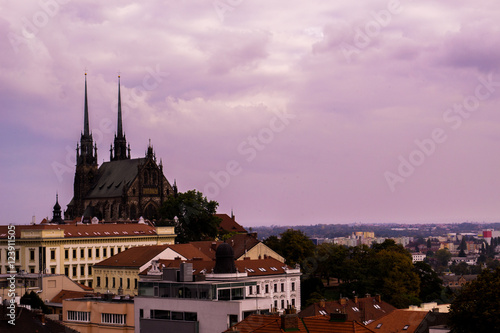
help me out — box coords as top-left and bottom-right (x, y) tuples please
(0, 223), (168, 239)
(299, 297), (397, 324)
(215, 213), (247, 233)
(50, 290), (98, 303)
(366, 310), (428, 333)
(94, 245), (170, 268)
(94, 243), (211, 268)
(224, 314), (377, 333)
(140, 257), (293, 277)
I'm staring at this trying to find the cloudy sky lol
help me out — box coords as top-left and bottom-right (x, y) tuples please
(1, 0), (500, 227)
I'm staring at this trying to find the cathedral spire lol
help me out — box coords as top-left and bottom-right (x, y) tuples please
(117, 74), (123, 137)
(83, 73), (89, 136)
(111, 74), (130, 161)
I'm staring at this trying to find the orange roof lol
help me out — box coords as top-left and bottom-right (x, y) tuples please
(366, 310), (428, 333)
(0, 223), (166, 239)
(95, 245), (170, 267)
(190, 240), (223, 259)
(299, 297), (396, 324)
(94, 243), (210, 268)
(140, 257), (293, 276)
(50, 290), (98, 303)
(224, 314), (376, 333)
(167, 243), (212, 261)
(215, 213), (247, 233)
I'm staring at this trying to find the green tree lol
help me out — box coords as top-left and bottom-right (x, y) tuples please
(263, 235), (281, 255)
(20, 291), (50, 314)
(158, 190), (220, 243)
(449, 267), (500, 332)
(413, 261), (443, 303)
(434, 248), (452, 267)
(279, 229), (315, 267)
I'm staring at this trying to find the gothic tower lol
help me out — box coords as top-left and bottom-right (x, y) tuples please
(110, 75), (130, 161)
(69, 73), (98, 218)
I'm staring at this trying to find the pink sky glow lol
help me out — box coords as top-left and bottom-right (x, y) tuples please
(1, 0), (500, 227)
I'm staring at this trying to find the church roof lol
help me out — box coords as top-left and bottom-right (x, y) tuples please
(87, 158), (147, 198)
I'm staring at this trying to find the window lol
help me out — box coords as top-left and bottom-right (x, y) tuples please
(101, 313), (126, 325)
(274, 284), (277, 292)
(81, 249), (84, 258)
(127, 278), (130, 289)
(281, 283), (284, 292)
(88, 266), (92, 275)
(103, 248), (107, 257)
(111, 248), (115, 256)
(403, 325), (409, 330)
(134, 279), (138, 289)
(256, 285), (260, 294)
(249, 286), (253, 294)
(120, 278), (123, 288)
(118, 248), (121, 253)
(50, 267), (55, 274)
(112, 277), (116, 288)
(105, 277), (109, 288)
(50, 250), (55, 260)
(88, 280), (92, 288)
(292, 299), (295, 307)
(30, 250), (35, 261)
(65, 249), (69, 259)
(65, 267), (69, 276)
(88, 249), (92, 258)
(376, 323), (382, 329)
(15, 250), (19, 261)
(73, 249), (77, 259)
(30, 267), (35, 273)
(96, 248), (100, 257)
(274, 300), (278, 309)
(139, 309), (144, 318)
(68, 311), (90, 322)
(80, 265), (85, 276)
(97, 277), (101, 287)
(73, 266), (77, 277)
(281, 299), (285, 309)
(265, 285), (269, 294)
(291, 282), (295, 291)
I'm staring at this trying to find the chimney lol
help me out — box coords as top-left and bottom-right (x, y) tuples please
(375, 294), (381, 303)
(340, 298), (347, 305)
(354, 296), (358, 304)
(281, 314), (299, 331)
(319, 300), (325, 308)
(211, 242), (217, 251)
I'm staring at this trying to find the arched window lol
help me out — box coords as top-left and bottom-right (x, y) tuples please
(144, 203), (158, 220)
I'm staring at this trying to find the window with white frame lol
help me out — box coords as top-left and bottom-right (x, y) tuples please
(67, 311), (90, 322)
(101, 313), (126, 325)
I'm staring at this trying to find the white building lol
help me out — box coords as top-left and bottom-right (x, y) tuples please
(412, 253), (427, 263)
(134, 243), (301, 333)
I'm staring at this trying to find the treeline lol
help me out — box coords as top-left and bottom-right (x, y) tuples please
(264, 229), (445, 309)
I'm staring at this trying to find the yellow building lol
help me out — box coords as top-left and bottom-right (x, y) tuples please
(0, 221), (176, 287)
(63, 295), (134, 333)
(93, 243), (211, 295)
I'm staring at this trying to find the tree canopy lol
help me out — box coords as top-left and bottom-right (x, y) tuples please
(449, 267), (500, 332)
(263, 229), (315, 267)
(158, 190), (220, 243)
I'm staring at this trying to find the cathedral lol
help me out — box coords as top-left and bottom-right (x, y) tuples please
(64, 74), (177, 222)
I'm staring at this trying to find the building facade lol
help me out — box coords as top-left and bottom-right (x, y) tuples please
(0, 222), (176, 287)
(135, 244), (301, 333)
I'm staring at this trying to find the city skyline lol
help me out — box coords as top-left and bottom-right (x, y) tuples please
(2, 1), (500, 226)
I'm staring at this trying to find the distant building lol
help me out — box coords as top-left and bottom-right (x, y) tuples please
(441, 274), (477, 289)
(412, 253), (427, 263)
(366, 309), (448, 333)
